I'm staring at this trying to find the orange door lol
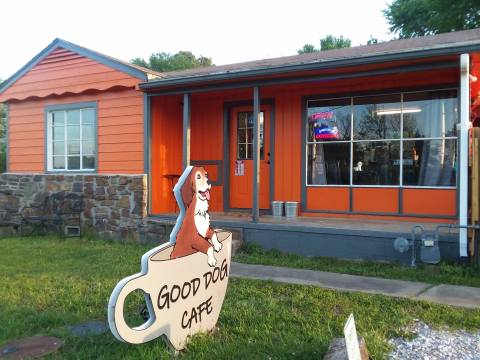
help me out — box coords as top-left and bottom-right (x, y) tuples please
(229, 105), (271, 209)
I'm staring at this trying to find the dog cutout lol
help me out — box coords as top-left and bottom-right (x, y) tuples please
(170, 166), (222, 266)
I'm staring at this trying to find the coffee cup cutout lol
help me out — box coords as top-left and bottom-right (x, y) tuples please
(108, 166), (232, 350)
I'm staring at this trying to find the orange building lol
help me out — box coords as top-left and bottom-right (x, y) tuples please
(2, 30), (480, 261)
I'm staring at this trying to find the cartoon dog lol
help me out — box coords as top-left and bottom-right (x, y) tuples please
(170, 166), (222, 266)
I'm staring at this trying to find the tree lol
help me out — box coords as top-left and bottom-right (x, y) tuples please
(384, 0), (480, 38)
(131, 51), (213, 72)
(298, 35), (351, 54)
(298, 44), (316, 54)
(320, 35), (351, 50)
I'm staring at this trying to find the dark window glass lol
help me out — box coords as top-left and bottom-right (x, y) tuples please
(403, 139), (456, 186)
(307, 142), (350, 185)
(68, 156), (80, 170)
(403, 90), (458, 138)
(237, 111), (264, 160)
(307, 98), (351, 141)
(82, 155), (95, 169)
(353, 94), (401, 140)
(353, 141), (400, 185)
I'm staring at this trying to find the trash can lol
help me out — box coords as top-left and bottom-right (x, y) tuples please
(272, 201), (284, 218)
(285, 201), (298, 218)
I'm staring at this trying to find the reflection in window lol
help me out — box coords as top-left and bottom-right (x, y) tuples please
(307, 143), (350, 185)
(403, 90), (458, 138)
(237, 111), (264, 160)
(353, 141), (400, 185)
(353, 94), (401, 140)
(403, 139), (456, 186)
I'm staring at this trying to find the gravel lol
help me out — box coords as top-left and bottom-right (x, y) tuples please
(389, 320), (480, 360)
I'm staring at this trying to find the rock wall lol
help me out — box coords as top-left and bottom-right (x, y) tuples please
(0, 173), (154, 241)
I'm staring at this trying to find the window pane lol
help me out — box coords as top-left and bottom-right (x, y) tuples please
(82, 140), (95, 155)
(67, 126), (80, 140)
(52, 111), (65, 127)
(246, 143), (253, 159)
(53, 156), (65, 169)
(82, 155), (95, 169)
(237, 129), (246, 143)
(68, 156), (80, 170)
(353, 141), (400, 185)
(238, 112), (247, 129)
(403, 139), (456, 186)
(68, 141), (80, 155)
(307, 142), (350, 185)
(67, 110), (80, 125)
(353, 94), (401, 140)
(238, 144), (246, 159)
(53, 141), (64, 156)
(53, 126), (64, 141)
(82, 108), (95, 124)
(307, 98), (351, 141)
(82, 124), (95, 140)
(403, 90), (458, 138)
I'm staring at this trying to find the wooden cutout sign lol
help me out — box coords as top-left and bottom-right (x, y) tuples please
(108, 166), (232, 350)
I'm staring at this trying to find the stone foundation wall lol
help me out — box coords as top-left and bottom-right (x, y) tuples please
(0, 173), (153, 241)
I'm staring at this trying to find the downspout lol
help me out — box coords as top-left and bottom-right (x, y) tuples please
(459, 54), (470, 257)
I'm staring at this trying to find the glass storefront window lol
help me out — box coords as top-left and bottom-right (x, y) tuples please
(307, 142), (350, 185)
(403, 139), (456, 186)
(403, 90), (458, 138)
(353, 94), (401, 140)
(353, 141), (400, 185)
(305, 89), (458, 187)
(307, 98), (351, 141)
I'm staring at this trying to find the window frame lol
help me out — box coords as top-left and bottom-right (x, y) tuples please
(45, 102), (97, 173)
(305, 88), (458, 189)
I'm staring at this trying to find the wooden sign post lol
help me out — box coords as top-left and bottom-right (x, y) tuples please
(344, 314), (361, 360)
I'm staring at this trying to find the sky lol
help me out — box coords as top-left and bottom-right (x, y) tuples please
(0, 0), (394, 80)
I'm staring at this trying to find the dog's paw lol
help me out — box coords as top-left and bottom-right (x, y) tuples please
(213, 241), (222, 252)
(207, 247), (217, 267)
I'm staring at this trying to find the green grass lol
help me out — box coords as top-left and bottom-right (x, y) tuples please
(234, 243), (480, 288)
(0, 236), (479, 359)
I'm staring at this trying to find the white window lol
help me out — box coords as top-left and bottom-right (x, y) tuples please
(46, 106), (96, 171)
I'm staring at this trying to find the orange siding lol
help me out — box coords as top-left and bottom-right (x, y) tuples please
(8, 89), (144, 173)
(352, 188), (399, 213)
(403, 189), (456, 216)
(0, 48), (139, 102)
(306, 187), (350, 211)
(150, 96), (183, 214)
(190, 96), (224, 211)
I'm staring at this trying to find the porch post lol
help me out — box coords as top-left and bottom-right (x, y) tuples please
(252, 86), (260, 222)
(182, 93), (191, 169)
(459, 54), (470, 257)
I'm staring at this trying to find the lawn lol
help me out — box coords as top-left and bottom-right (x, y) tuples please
(0, 236), (479, 359)
(234, 243), (480, 288)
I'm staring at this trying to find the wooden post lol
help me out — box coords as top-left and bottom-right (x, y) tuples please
(252, 86), (260, 223)
(182, 93), (191, 169)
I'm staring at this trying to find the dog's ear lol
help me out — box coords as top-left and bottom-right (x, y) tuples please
(181, 169), (195, 208)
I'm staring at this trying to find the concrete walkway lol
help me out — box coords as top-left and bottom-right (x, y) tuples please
(230, 262), (480, 309)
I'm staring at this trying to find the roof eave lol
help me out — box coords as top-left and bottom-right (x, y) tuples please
(140, 41), (480, 91)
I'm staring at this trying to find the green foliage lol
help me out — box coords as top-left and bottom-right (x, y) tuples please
(1, 236), (480, 359)
(297, 43), (316, 54)
(384, 0), (480, 38)
(298, 35), (351, 54)
(320, 35), (352, 50)
(235, 243), (480, 287)
(131, 51), (213, 73)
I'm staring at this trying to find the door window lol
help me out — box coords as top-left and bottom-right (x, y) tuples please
(237, 111), (264, 160)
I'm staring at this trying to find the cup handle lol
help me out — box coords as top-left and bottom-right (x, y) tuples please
(108, 275), (156, 344)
